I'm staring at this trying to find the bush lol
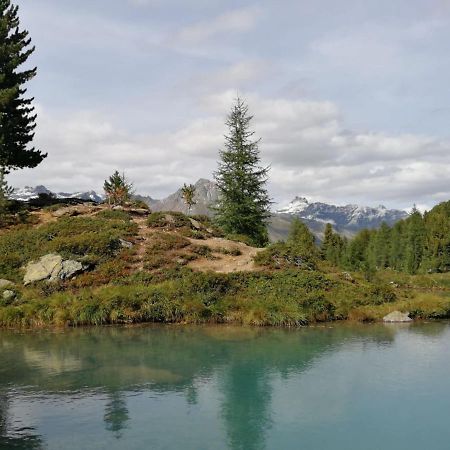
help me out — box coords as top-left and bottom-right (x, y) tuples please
(96, 209), (131, 221)
(254, 242), (317, 270)
(147, 211), (191, 229)
(147, 232), (190, 252)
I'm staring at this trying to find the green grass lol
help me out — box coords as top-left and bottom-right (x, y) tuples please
(0, 216), (137, 282)
(1, 211), (450, 329)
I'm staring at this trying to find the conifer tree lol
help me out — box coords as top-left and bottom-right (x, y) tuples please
(404, 206), (425, 274)
(287, 218), (317, 259)
(181, 183), (196, 214)
(0, 1), (46, 172)
(103, 171), (133, 206)
(214, 97), (271, 246)
(321, 223), (334, 259)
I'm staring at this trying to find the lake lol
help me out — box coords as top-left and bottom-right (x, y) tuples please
(1, 322), (449, 450)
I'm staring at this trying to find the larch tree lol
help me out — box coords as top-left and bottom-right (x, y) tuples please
(0, 1), (46, 173)
(103, 171), (133, 206)
(181, 183), (196, 214)
(214, 97), (271, 247)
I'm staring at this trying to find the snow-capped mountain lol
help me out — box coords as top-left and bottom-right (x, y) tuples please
(10, 180), (408, 241)
(10, 186), (104, 203)
(276, 197), (407, 231)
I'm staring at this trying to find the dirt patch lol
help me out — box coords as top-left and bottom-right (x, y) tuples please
(187, 237), (264, 273)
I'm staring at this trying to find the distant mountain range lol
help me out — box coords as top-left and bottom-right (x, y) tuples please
(11, 180), (408, 241)
(11, 185), (104, 203)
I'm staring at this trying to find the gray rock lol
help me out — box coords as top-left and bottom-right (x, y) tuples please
(23, 254), (86, 285)
(24, 254), (63, 285)
(0, 279), (14, 289)
(119, 239), (134, 249)
(2, 290), (16, 303)
(59, 260), (84, 280)
(341, 272), (355, 282)
(189, 218), (202, 230)
(383, 311), (412, 323)
(129, 208), (149, 216)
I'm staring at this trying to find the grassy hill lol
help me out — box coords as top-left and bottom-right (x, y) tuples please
(0, 201), (449, 328)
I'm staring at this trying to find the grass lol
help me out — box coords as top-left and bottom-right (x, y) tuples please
(0, 215), (137, 282)
(1, 210), (450, 328)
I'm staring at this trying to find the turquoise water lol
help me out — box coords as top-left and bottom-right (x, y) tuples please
(1, 322), (450, 450)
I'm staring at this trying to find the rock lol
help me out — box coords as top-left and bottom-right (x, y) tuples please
(24, 254), (63, 285)
(0, 279), (14, 289)
(59, 260), (84, 280)
(389, 281), (400, 288)
(23, 254), (86, 285)
(341, 272), (354, 282)
(129, 208), (149, 216)
(383, 311), (412, 323)
(2, 290), (16, 303)
(112, 205), (125, 211)
(189, 218), (202, 230)
(119, 238), (134, 249)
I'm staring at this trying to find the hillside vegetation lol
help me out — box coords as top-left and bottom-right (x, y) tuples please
(0, 201), (449, 328)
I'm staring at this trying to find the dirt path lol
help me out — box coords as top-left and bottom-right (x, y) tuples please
(187, 237), (263, 273)
(129, 216), (151, 271)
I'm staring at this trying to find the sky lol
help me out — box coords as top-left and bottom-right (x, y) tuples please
(8, 0), (450, 210)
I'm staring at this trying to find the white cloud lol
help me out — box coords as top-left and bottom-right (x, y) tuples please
(170, 6), (262, 45)
(8, 92), (450, 211)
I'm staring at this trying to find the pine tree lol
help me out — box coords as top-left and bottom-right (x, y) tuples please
(320, 223), (334, 260)
(103, 171), (133, 206)
(181, 183), (196, 214)
(404, 206), (425, 274)
(0, 167), (13, 225)
(0, 1), (46, 172)
(287, 218), (317, 259)
(214, 97), (271, 246)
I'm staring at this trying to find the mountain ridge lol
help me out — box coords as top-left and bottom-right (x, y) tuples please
(10, 180), (409, 240)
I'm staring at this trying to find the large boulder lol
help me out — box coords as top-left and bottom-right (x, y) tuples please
(23, 254), (86, 285)
(383, 311), (412, 323)
(24, 254), (63, 285)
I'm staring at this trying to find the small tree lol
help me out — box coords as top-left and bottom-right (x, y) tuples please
(214, 97), (271, 246)
(287, 218), (317, 259)
(181, 183), (196, 214)
(0, 1), (47, 172)
(103, 171), (133, 206)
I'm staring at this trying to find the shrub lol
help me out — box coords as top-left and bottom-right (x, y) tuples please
(147, 232), (190, 252)
(96, 209), (131, 221)
(254, 242), (317, 270)
(147, 211), (191, 229)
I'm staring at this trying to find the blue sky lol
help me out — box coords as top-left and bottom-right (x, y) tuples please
(8, 0), (450, 209)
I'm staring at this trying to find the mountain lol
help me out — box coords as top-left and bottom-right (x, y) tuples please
(145, 178), (219, 216)
(144, 180), (408, 241)
(276, 196), (408, 236)
(10, 186), (104, 203)
(10, 180), (408, 241)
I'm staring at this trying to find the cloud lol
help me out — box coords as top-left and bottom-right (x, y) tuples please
(170, 6), (262, 45)
(8, 92), (450, 211)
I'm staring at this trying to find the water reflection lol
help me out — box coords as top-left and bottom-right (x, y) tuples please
(0, 322), (448, 449)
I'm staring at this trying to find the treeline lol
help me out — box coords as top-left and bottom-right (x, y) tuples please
(321, 201), (450, 274)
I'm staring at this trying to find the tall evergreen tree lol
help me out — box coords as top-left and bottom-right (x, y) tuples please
(288, 218), (317, 259)
(404, 206), (425, 274)
(0, 0), (46, 172)
(214, 97), (271, 246)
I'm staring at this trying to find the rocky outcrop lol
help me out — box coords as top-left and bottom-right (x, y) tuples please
(383, 311), (412, 323)
(23, 254), (86, 285)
